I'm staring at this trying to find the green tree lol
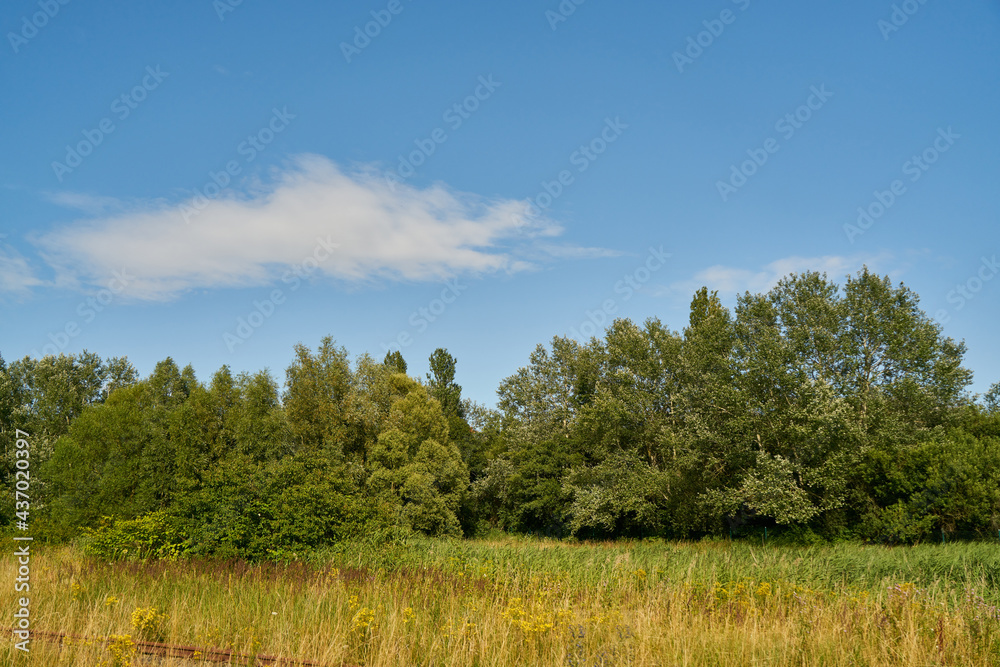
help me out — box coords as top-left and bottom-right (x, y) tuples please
(101, 356), (139, 401)
(383, 350), (407, 374)
(427, 348), (464, 419)
(983, 382), (1000, 414)
(368, 375), (468, 536)
(426, 348), (479, 488)
(488, 337), (597, 535)
(563, 319), (682, 536)
(283, 337), (352, 458)
(498, 337), (593, 443)
(709, 276), (865, 528)
(7, 351), (107, 457)
(230, 370), (287, 461)
(670, 288), (741, 533)
(148, 358), (195, 407)
(174, 451), (381, 560)
(707, 269), (971, 532)
(342, 354), (397, 464)
(41, 382), (174, 536)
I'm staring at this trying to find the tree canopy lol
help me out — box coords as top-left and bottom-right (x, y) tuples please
(3, 268), (997, 556)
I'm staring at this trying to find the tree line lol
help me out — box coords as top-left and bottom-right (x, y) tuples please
(2, 267), (998, 558)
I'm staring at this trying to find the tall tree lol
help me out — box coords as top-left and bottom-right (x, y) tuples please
(383, 350), (407, 374)
(368, 375), (468, 536)
(489, 337), (600, 536)
(283, 337), (353, 458)
(42, 382), (175, 535)
(8, 351), (106, 439)
(101, 356), (139, 401)
(839, 267), (971, 429)
(427, 348), (464, 419)
(497, 337), (592, 442)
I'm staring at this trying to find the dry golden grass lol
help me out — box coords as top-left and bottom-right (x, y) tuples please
(2, 538), (999, 666)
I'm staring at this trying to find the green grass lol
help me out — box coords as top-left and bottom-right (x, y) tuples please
(315, 534), (1000, 598)
(2, 537), (999, 666)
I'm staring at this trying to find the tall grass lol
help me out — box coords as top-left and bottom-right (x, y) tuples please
(2, 537), (998, 665)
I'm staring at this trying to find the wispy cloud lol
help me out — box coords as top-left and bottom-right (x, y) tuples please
(34, 155), (597, 300)
(528, 244), (625, 260)
(655, 252), (897, 302)
(0, 242), (44, 296)
(44, 191), (127, 215)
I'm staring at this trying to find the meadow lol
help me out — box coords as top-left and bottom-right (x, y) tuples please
(3, 536), (999, 666)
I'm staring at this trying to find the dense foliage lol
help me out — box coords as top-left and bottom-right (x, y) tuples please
(2, 268), (998, 557)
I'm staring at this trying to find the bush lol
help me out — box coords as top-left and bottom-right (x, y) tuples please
(174, 454), (404, 561)
(80, 511), (187, 560)
(858, 502), (935, 545)
(771, 524), (828, 546)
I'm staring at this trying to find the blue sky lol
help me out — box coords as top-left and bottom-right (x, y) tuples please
(1, 0), (998, 407)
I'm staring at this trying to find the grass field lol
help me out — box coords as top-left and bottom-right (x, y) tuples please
(2, 536), (999, 666)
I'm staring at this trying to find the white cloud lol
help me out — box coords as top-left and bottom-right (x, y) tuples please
(0, 244), (44, 296)
(656, 252), (895, 302)
(36, 155), (588, 301)
(44, 191), (126, 215)
(527, 244), (625, 261)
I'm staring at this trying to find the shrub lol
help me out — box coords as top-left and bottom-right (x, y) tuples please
(858, 502), (935, 545)
(80, 511), (187, 560)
